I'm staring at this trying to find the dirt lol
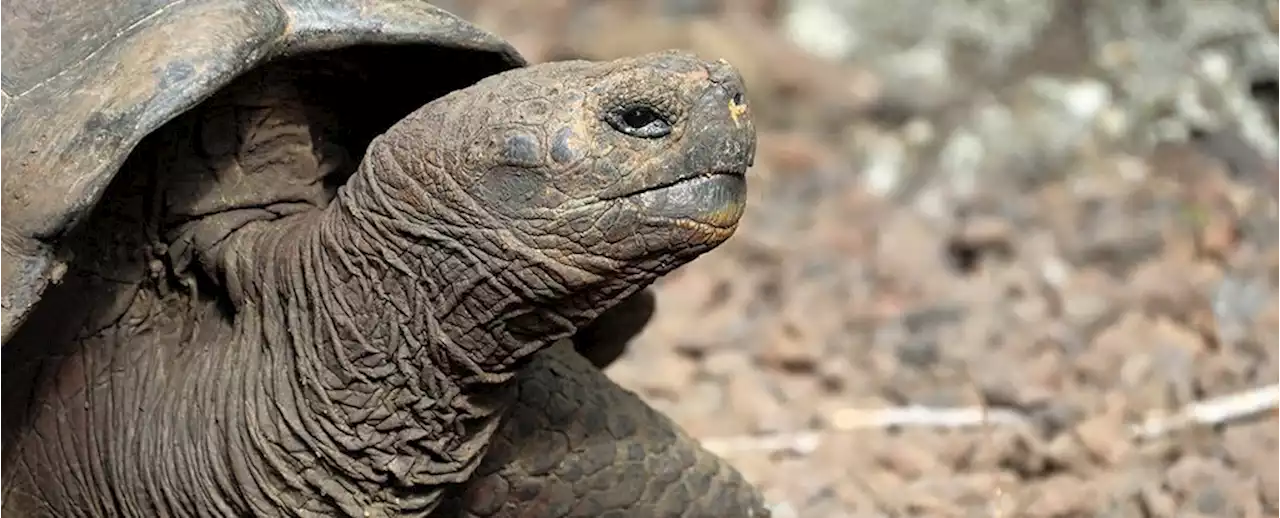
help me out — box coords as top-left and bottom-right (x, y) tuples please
(441, 1), (1279, 516)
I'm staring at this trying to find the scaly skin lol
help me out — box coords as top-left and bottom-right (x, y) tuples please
(1, 50), (764, 517)
(438, 340), (768, 518)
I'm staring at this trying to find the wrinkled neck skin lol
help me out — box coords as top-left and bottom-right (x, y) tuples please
(215, 124), (656, 514)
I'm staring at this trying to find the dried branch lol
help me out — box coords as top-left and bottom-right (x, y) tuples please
(700, 404), (1028, 456)
(1130, 383), (1280, 440)
(827, 404), (1028, 430)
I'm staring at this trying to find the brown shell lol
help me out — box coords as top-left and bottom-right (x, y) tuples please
(0, 0), (528, 343)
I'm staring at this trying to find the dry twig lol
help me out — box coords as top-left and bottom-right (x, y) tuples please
(700, 404), (1028, 456)
(1129, 383), (1280, 440)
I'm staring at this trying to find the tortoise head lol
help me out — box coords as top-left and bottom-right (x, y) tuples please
(370, 50), (756, 273)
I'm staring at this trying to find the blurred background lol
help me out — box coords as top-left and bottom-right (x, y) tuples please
(440, 1), (1278, 516)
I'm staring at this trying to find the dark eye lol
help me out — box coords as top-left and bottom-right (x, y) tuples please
(606, 105), (672, 138)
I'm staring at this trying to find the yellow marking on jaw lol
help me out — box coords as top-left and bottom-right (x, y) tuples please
(672, 218), (736, 240)
(704, 199), (746, 227)
(728, 96), (748, 127)
(670, 200), (746, 237)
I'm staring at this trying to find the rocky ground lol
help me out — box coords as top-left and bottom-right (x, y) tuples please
(440, 1), (1279, 516)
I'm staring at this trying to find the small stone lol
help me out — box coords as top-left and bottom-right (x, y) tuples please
(758, 322), (821, 373)
(872, 443), (941, 478)
(725, 374), (789, 433)
(1026, 400), (1084, 438)
(700, 351), (752, 378)
(1138, 484), (1179, 518)
(1060, 268), (1120, 336)
(1025, 475), (1097, 517)
(632, 354), (696, 400)
(895, 335), (939, 368)
(1045, 433), (1090, 472)
(1211, 274), (1271, 345)
(946, 215), (1016, 273)
(1165, 456), (1262, 517)
(1263, 469), (1279, 510)
(1074, 413), (1131, 465)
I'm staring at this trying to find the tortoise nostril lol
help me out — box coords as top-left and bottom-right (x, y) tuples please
(705, 59), (746, 108)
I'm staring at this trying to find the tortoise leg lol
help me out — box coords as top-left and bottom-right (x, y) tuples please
(436, 340), (770, 518)
(571, 288), (656, 370)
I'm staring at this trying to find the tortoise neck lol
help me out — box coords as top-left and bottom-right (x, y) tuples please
(319, 147), (589, 379)
(211, 127), (647, 512)
(212, 175), (523, 511)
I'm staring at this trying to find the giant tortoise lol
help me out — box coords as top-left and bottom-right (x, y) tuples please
(0, 0), (767, 515)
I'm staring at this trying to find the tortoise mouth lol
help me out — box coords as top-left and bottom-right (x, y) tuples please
(613, 168), (746, 200)
(631, 170), (747, 229)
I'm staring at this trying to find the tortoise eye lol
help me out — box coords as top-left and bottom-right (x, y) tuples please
(606, 105), (671, 138)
